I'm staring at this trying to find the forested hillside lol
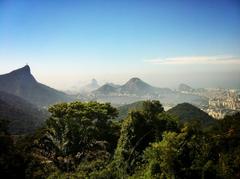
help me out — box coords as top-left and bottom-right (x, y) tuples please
(167, 102), (215, 125)
(117, 101), (144, 120)
(0, 100), (239, 178)
(0, 91), (47, 134)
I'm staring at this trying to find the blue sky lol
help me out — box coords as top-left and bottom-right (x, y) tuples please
(0, 0), (240, 89)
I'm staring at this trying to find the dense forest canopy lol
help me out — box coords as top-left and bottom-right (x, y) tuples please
(0, 100), (240, 178)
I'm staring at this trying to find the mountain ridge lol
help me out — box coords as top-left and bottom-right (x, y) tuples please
(93, 77), (169, 95)
(0, 65), (73, 107)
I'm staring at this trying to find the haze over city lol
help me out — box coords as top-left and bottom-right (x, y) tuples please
(1, 0), (240, 89)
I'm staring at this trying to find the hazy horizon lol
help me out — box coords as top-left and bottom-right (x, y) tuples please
(1, 0), (240, 90)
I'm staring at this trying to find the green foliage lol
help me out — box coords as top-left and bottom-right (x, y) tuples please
(1, 100), (239, 179)
(113, 100), (178, 176)
(142, 100), (164, 119)
(216, 112), (240, 178)
(143, 121), (217, 179)
(167, 102), (215, 125)
(117, 101), (144, 120)
(37, 101), (119, 172)
(0, 91), (47, 134)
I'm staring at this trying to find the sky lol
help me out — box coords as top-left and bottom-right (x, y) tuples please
(0, 0), (240, 90)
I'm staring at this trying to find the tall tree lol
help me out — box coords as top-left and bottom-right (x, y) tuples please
(113, 100), (177, 175)
(38, 101), (118, 171)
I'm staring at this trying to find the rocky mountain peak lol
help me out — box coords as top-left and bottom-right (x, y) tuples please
(0, 65), (72, 107)
(127, 77), (142, 83)
(11, 65), (31, 75)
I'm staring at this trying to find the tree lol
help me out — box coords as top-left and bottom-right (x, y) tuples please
(142, 100), (164, 120)
(113, 100), (177, 176)
(215, 112), (240, 178)
(37, 101), (118, 171)
(144, 121), (218, 179)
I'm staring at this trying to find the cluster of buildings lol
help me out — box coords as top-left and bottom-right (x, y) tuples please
(204, 89), (240, 119)
(178, 86), (240, 119)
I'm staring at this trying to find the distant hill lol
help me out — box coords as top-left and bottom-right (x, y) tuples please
(167, 103), (215, 125)
(93, 84), (118, 95)
(120, 78), (156, 95)
(94, 77), (172, 96)
(80, 79), (100, 92)
(92, 77), (207, 106)
(105, 82), (121, 88)
(0, 65), (73, 107)
(178, 84), (194, 92)
(0, 91), (47, 134)
(117, 101), (144, 120)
